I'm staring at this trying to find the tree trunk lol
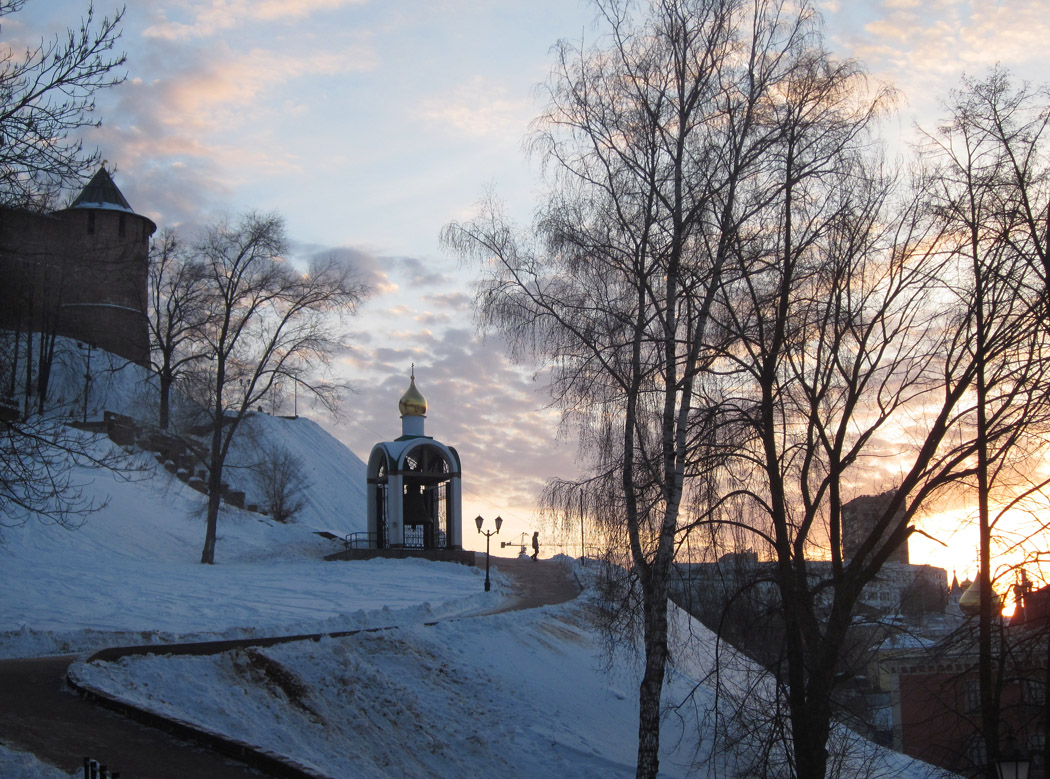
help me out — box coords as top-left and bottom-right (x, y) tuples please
(200, 412), (224, 564)
(159, 367), (172, 430)
(22, 327), (33, 419)
(636, 572), (669, 779)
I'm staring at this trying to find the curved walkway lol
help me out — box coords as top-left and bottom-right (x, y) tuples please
(486, 555), (581, 613)
(0, 557), (580, 778)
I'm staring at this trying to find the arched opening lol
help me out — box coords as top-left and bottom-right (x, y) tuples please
(400, 443), (455, 550)
(366, 448), (390, 549)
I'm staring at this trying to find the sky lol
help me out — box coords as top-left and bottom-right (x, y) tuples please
(8, 0), (1050, 563)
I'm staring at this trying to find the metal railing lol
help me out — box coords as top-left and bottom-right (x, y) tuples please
(344, 531), (376, 550)
(343, 528), (450, 551)
(83, 757), (119, 779)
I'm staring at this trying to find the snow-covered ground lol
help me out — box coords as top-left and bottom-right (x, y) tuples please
(0, 418), (486, 660)
(1, 352), (951, 777)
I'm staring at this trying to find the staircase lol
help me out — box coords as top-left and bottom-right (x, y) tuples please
(98, 411), (262, 515)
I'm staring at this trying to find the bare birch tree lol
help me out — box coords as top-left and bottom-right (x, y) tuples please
(444, 1), (866, 775)
(920, 68), (1050, 777)
(709, 68), (1050, 779)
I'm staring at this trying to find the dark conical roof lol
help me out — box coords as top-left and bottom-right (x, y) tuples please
(69, 167), (135, 213)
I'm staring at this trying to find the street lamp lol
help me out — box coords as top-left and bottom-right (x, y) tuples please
(996, 734), (1031, 779)
(475, 514), (502, 592)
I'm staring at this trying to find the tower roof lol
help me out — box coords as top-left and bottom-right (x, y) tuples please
(69, 167), (136, 214)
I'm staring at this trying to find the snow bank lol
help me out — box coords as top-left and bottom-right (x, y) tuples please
(0, 742), (74, 779)
(74, 598), (659, 778)
(73, 578), (944, 779)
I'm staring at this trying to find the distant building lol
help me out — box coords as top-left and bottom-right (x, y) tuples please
(875, 627), (1047, 777)
(843, 490), (909, 565)
(0, 167), (156, 367)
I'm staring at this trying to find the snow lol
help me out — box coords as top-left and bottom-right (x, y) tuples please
(71, 599), (655, 778)
(0, 744), (74, 779)
(0, 434), (487, 658)
(1, 348), (951, 777)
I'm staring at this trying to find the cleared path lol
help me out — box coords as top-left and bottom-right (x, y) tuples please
(0, 655), (266, 778)
(486, 556), (581, 613)
(0, 556), (580, 778)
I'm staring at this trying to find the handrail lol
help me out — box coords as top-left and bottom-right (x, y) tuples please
(344, 531), (376, 550)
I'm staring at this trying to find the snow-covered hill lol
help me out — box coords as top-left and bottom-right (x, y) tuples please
(225, 412), (367, 535)
(0, 345), (951, 778)
(20, 338), (370, 537)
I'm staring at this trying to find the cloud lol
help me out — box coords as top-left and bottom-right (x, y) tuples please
(144, 0), (366, 40)
(83, 25), (378, 230)
(420, 75), (531, 139)
(301, 246), (399, 298)
(388, 256), (451, 287)
(844, 0), (1050, 108)
(150, 42), (377, 131)
(422, 291), (472, 310)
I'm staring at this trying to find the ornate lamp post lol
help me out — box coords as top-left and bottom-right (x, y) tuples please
(996, 734), (1031, 779)
(475, 514), (502, 591)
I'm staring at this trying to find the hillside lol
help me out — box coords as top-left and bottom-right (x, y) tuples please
(0, 347), (950, 777)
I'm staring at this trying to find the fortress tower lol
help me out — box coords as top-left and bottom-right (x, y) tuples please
(0, 167), (157, 366)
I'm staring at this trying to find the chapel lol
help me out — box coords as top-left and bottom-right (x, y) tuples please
(365, 370), (463, 550)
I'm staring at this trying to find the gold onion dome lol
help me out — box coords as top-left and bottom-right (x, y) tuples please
(399, 371), (427, 417)
(959, 578), (1002, 617)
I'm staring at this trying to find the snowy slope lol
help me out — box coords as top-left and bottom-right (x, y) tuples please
(0, 344), (953, 778)
(11, 337), (369, 536)
(0, 346), (466, 659)
(222, 412), (367, 536)
(0, 431), (487, 658)
(69, 577), (947, 779)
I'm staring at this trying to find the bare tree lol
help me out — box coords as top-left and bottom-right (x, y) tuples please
(0, 0), (126, 208)
(252, 442), (311, 523)
(0, 0), (129, 537)
(919, 68), (1050, 777)
(0, 414), (114, 540)
(444, 1), (872, 775)
(146, 229), (213, 430)
(192, 212), (364, 564)
(706, 59), (1050, 776)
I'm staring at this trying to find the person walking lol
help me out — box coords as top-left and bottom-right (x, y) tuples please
(531, 531), (539, 561)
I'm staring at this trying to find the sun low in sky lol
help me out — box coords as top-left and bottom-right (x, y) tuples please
(9, 0), (1050, 558)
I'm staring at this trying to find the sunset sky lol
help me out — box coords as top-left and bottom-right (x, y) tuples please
(9, 0), (1050, 567)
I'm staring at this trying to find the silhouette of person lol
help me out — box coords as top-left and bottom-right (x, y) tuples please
(531, 531), (539, 561)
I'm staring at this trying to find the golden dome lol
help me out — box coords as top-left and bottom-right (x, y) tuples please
(399, 371), (427, 417)
(959, 578), (1003, 617)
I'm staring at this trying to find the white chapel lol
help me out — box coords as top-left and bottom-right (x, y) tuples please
(365, 370), (463, 550)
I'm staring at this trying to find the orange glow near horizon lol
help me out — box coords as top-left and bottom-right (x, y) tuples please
(911, 505), (1050, 617)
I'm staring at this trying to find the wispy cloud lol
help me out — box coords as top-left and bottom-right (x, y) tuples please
(144, 0), (366, 40)
(846, 0), (1050, 101)
(420, 75), (530, 139)
(153, 43), (376, 129)
(85, 26), (377, 229)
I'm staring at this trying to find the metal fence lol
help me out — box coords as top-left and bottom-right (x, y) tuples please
(83, 757), (119, 778)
